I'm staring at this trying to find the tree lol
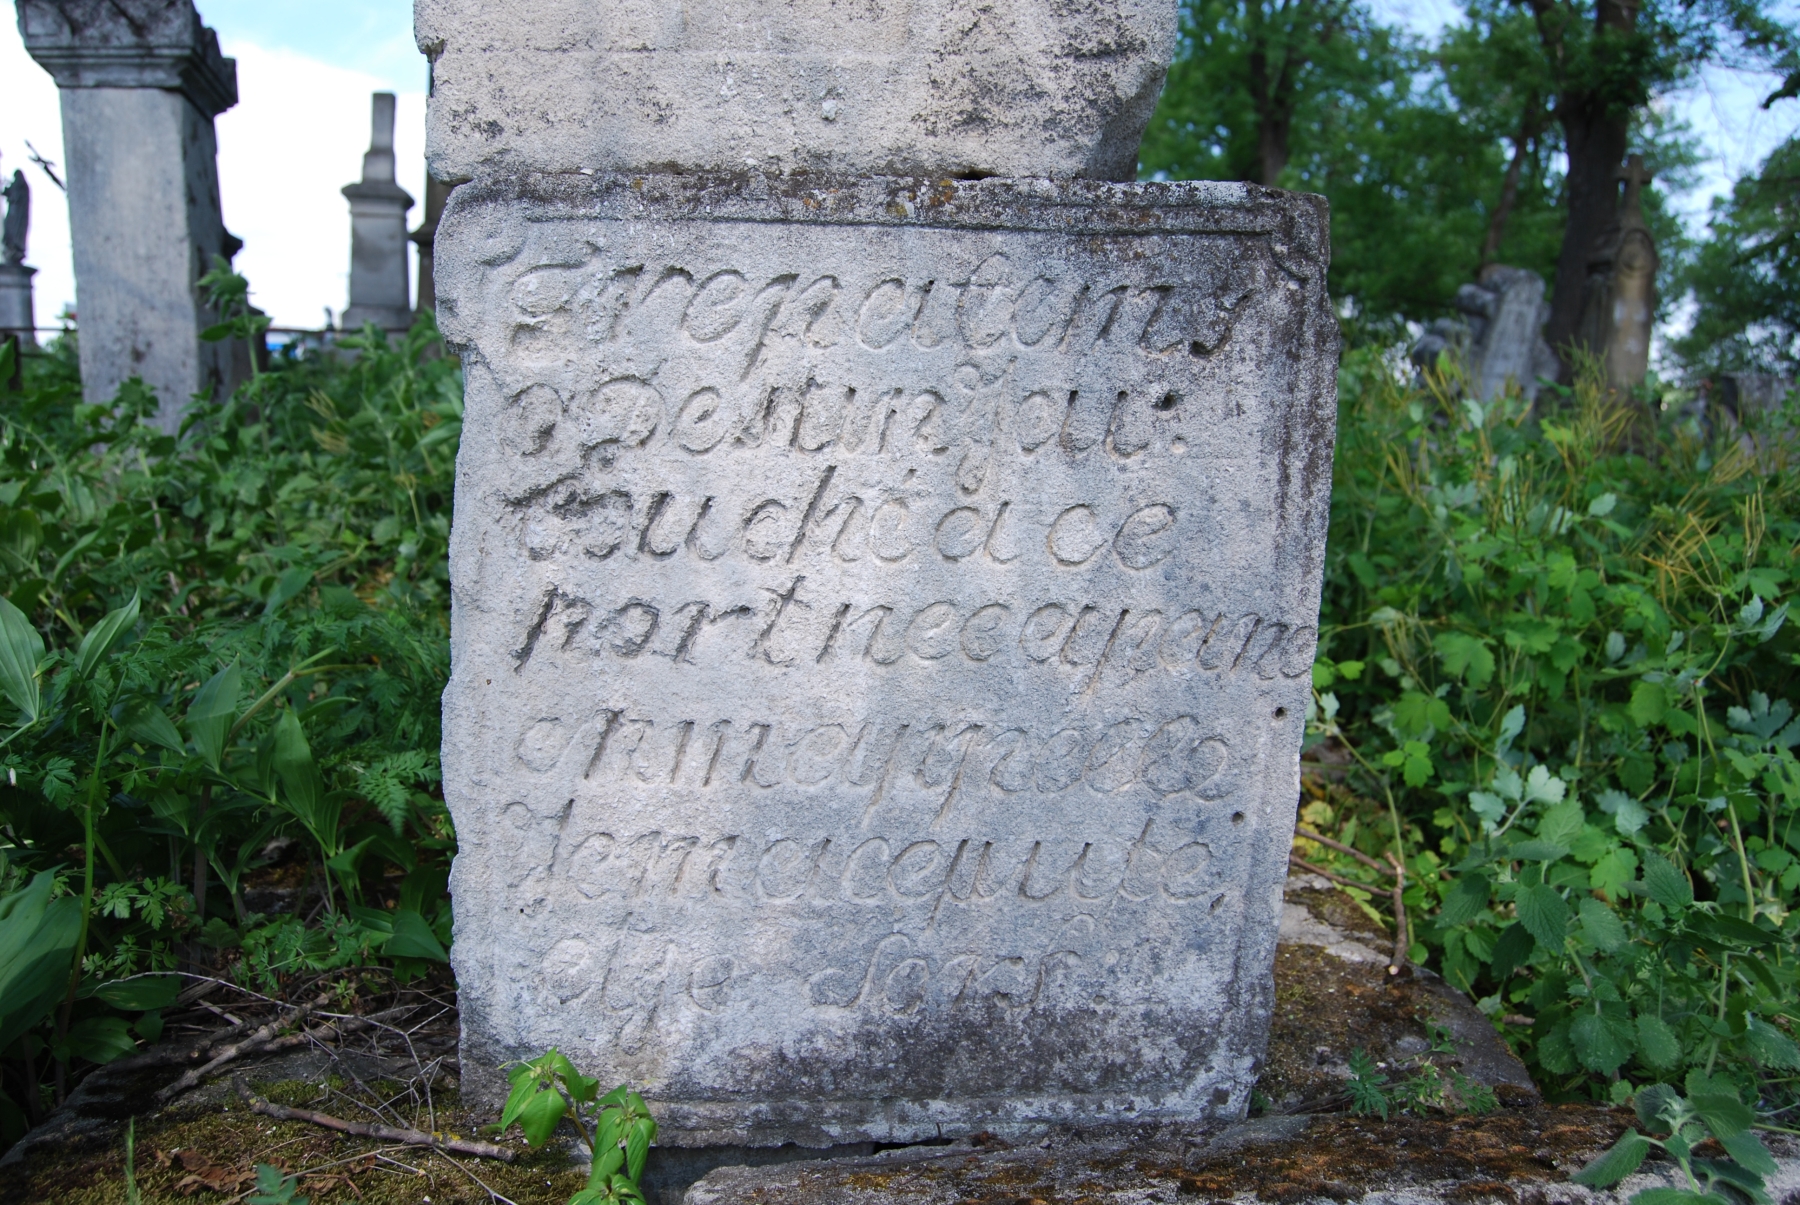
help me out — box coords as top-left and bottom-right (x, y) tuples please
(1458, 0), (1797, 370)
(1671, 135), (1800, 375)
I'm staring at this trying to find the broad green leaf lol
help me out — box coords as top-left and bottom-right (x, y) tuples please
(1745, 1017), (1800, 1070)
(0, 871), (81, 1055)
(1578, 897), (1628, 952)
(384, 909), (449, 962)
(1628, 1190), (1729, 1205)
(1570, 1129), (1649, 1187)
(515, 1082), (567, 1148)
(1640, 855), (1693, 910)
(93, 974), (181, 1011)
(272, 709), (337, 851)
(1523, 765), (1566, 805)
(1515, 884), (1570, 950)
(589, 1144), (625, 1184)
(58, 1015), (137, 1065)
(1571, 1011), (1633, 1075)
(186, 662), (242, 773)
(1488, 922), (1533, 979)
(0, 594), (45, 726)
(1635, 1083), (1683, 1132)
(1719, 1131), (1778, 1177)
(115, 697), (185, 754)
(1508, 839), (1571, 862)
(1438, 872), (1489, 926)
(1434, 631), (1495, 688)
(1538, 801), (1585, 849)
(625, 1122), (651, 1183)
(1635, 1015), (1681, 1070)
(74, 590), (140, 679)
(1690, 1093), (1755, 1139)
(1591, 847), (1639, 897)
(263, 566), (314, 616)
(500, 1076), (543, 1130)
(1629, 680), (1668, 727)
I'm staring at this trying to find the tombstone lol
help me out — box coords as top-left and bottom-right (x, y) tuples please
(0, 169), (36, 350)
(1578, 155), (1658, 390)
(341, 93), (415, 333)
(430, 0), (1337, 1167)
(17, 0), (243, 431)
(410, 174), (459, 316)
(1410, 266), (1558, 401)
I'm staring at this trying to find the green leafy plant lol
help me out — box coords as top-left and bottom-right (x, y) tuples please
(499, 1050), (658, 1205)
(1306, 354), (1800, 1109)
(1572, 1079), (1778, 1205)
(246, 1163), (309, 1205)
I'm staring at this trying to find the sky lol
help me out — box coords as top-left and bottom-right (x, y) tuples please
(1, 0), (1797, 331)
(0, 0), (425, 331)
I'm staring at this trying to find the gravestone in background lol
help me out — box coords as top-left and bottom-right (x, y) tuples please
(429, 0), (1337, 1156)
(342, 93), (416, 333)
(17, 0), (244, 431)
(1408, 266), (1558, 402)
(0, 169), (36, 350)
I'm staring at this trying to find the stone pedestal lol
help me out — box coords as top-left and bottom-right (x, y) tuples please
(435, 171), (1338, 1146)
(0, 263), (36, 348)
(17, 0), (243, 431)
(342, 92), (414, 333)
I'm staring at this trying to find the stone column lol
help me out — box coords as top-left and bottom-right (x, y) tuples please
(341, 92), (414, 333)
(410, 174), (458, 315)
(428, 0), (1337, 1166)
(17, 0), (242, 431)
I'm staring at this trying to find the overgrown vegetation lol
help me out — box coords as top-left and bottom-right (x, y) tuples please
(0, 311), (460, 1141)
(1303, 353), (1800, 1127)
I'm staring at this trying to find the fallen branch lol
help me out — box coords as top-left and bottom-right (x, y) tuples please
(154, 992), (330, 1102)
(236, 1079), (516, 1162)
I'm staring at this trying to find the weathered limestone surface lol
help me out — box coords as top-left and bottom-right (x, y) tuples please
(414, 0), (1176, 183)
(17, 0), (242, 430)
(436, 171), (1338, 1147)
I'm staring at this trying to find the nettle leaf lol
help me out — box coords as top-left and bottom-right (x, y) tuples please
(1744, 1017), (1800, 1070)
(1434, 631), (1495, 688)
(1538, 800), (1585, 848)
(1579, 897), (1628, 953)
(1516, 884), (1570, 950)
(1439, 872), (1490, 926)
(1629, 1188), (1730, 1205)
(1636, 1015), (1682, 1070)
(1719, 1130), (1778, 1178)
(1571, 1010), (1634, 1075)
(1691, 1093), (1755, 1140)
(1639, 855), (1693, 911)
(1570, 1129), (1649, 1187)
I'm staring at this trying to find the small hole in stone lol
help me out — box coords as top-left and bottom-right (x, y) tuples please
(1274, 706), (1287, 719)
(1231, 811), (1246, 825)
(1156, 391), (1179, 412)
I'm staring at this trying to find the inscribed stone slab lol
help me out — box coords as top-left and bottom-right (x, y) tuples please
(436, 173), (1337, 1147)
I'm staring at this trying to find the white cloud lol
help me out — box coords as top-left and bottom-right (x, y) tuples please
(216, 41), (426, 329)
(0, 20), (426, 332)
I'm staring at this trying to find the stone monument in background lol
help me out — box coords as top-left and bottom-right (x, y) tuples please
(430, 0), (1336, 1165)
(342, 92), (415, 334)
(410, 174), (456, 316)
(1409, 266), (1559, 402)
(1580, 154), (1658, 390)
(17, 0), (244, 431)
(0, 167), (36, 350)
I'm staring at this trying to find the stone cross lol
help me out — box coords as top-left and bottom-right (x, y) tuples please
(1578, 153), (1658, 389)
(341, 92), (416, 333)
(17, 0), (243, 430)
(0, 169), (35, 350)
(430, 0), (1337, 1167)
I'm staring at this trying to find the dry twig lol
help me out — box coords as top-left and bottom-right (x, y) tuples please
(236, 1079), (516, 1162)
